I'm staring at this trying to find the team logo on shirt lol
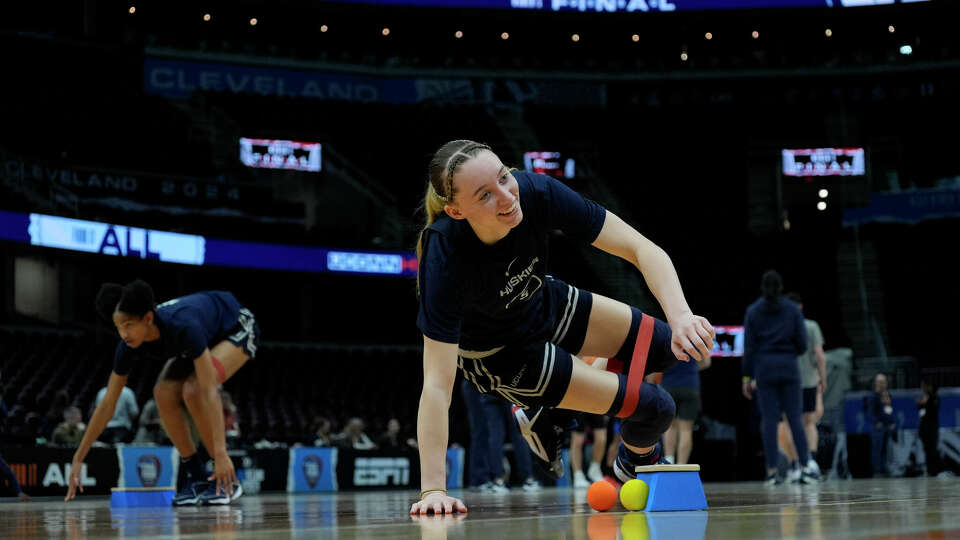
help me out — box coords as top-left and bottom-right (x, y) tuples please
(501, 257), (542, 309)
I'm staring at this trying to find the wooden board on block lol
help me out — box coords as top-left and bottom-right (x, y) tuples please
(634, 464), (701, 473)
(111, 487), (175, 492)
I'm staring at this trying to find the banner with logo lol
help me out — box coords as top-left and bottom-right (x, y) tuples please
(144, 57), (606, 107)
(335, 448), (420, 490)
(1, 156), (271, 211)
(287, 447), (338, 493)
(0, 446), (118, 497)
(118, 446), (178, 489)
(843, 387), (960, 433)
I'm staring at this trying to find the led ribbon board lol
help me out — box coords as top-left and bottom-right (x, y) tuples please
(1, 211), (416, 277)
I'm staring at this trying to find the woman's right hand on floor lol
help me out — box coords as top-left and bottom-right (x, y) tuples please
(410, 491), (468, 515)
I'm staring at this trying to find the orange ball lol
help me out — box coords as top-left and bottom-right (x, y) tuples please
(586, 480), (618, 512)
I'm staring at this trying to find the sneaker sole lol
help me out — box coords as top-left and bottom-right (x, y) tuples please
(613, 457), (636, 484)
(172, 496), (200, 506)
(512, 406), (549, 463)
(201, 484), (244, 506)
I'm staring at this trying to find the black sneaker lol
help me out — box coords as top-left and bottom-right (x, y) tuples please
(613, 441), (667, 484)
(172, 479), (207, 506)
(513, 406), (568, 478)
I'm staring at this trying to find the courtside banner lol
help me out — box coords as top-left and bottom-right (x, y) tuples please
(335, 448), (420, 490)
(843, 387), (960, 434)
(287, 447), (338, 492)
(0, 446), (118, 497)
(118, 446), (178, 489)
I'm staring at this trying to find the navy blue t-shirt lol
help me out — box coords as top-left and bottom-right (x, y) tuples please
(112, 291), (243, 376)
(661, 355), (700, 388)
(417, 171), (606, 350)
(741, 297), (808, 382)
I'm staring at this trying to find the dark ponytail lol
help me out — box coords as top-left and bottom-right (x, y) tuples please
(95, 279), (156, 321)
(761, 270), (783, 305)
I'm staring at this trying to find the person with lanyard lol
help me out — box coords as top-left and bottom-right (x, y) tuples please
(64, 279), (259, 505)
(410, 140), (714, 515)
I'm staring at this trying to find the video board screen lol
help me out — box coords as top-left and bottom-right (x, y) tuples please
(240, 138), (322, 172)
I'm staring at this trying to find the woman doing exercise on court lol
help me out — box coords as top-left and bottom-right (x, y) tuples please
(65, 279), (259, 506)
(411, 140), (714, 515)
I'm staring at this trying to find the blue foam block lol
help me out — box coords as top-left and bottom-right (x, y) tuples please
(634, 470), (708, 512)
(110, 489), (175, 508)
(646, 510), (709, 538)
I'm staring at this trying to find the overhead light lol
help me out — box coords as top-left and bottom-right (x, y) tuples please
(705, 32), (713, 40)
(455, 30), (463, 39)
(203, 13), (211, 22)
(501, 32), (509, 40)
(249, 18), (258, 26)
(571, 33), (580, 42)
(680, 52), (688, 61)
(752, 30), (759, 39)
(817, 201), (827, 211)
(819, 189), (829, 199)
(128, 6), (136, 14)
(631, 34), (640, 42)
(382, 27), (390, 36)
(900, 44), (913, 55)
(825, 28), (833, 37)
(320, 25), (328, 32)
(888, 25), (896, 33)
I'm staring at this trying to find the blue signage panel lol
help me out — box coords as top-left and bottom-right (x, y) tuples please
(144, 58), (418, 102)
(144, 58), (607, 107)
(0, 210), (418, 277)
(842, 388), (960, 434)
(118, 446), (178, 489)
(843, 188), (960, 227)
(288, 447), (339, 492)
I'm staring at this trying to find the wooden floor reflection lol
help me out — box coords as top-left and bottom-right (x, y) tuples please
(2, 478), (958, 539)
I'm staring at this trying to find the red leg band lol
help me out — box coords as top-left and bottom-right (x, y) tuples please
(211, 355), (226, 385)
(614, 314), (655, 419)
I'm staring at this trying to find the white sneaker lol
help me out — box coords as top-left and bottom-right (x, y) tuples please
(490, 479), (509, 494)
(573, 471), (590, 488)
(802, 459), (821, 483)
(788, 466), (802, 484)
(586, 462), (604, 483)
(522, 478), (542, 491)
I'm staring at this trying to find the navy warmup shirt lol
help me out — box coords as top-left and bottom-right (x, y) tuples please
(741, 297), (808, 383)
(661, 354), (701, 388)
(113, 291), (244, 375)
(417, 171), (607, 351)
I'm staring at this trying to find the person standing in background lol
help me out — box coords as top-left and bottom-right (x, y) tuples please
(869, 373), (896, 477)
(917, 378), (941, 477)
(742, 270), (816, 485)
(662, 347), (711, 464)
(776, 293), (825, 478)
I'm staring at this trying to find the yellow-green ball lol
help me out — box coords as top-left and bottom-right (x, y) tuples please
(619, 479), (649, 511)
(620, 512), (651, 540)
